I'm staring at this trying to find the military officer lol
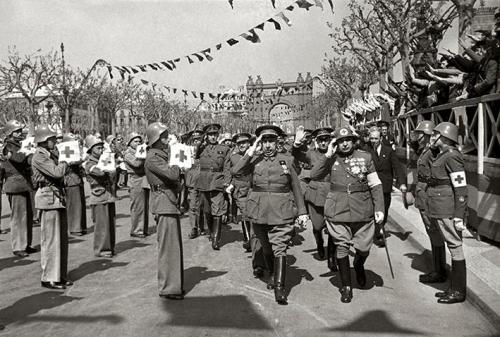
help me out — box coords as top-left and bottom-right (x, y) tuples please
(144, 122), (184, 300)
(310, 127), (384, 303)
(428, 122), (468, 304)
(194, 124), (231, 250)
(84, 135), (116, 258)
(186, 129), (205, 239)
(124, 132), (149, 238)
(2, 120), (36, 257)
(292, 126), (338, 271)
(232, 125), (309, 305)
(31, 126), (71, 289)
(62, 133), (87, 236)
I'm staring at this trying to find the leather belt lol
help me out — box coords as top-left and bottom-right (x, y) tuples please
(330, 182), (369, 194)
(417, 175), (430, 183)
(252, 185), (291, 193)
(151, 184), (169, 192)
(427, 178), (452, 187)
(200, 167), (222, 172)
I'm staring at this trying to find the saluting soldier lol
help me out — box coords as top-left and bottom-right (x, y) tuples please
(62, 133), (87, 236)
(123, 132), (149, 238)
(428, 122), (468, 304)
(232, 125), (309, 305)
(292, 126), (338, 271)
(194, 124), (231, 250)
(2, 120), (36, 257)
(31, 126), (72, 289)
(310, 127), (384, 303)
(144, 122), (184, 300)
(84, 135), (117, 258)
(186, 129), (205, 239)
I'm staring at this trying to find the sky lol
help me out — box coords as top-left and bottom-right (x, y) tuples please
(0, 0), (496, 101)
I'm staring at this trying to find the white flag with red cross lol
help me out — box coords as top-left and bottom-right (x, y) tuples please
(135, 144), (147, 159)
(96, 151), (116, 172)
(169, 143), (193, 169)
(56, 140), (81, 163)
(19, 136), (36, 154)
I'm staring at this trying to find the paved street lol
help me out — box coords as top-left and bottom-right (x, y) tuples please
(0, 189), (498, 337)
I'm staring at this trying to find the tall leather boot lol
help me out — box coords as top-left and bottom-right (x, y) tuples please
(212, 216), (222, 250)
(337, 256), (353, 303)
(420, 245), (447, 283)
(205, 214), (213, 241)
(327, 235), (338, 272)
(188, 213), (199, 239)
(353, 252), (368, 288)
(313, 229), (325, 260)
(438, 259), (466, 304)
(274, 256), (287, 305)
(265, 253), (275, 290)
(242, 221), (251, 252)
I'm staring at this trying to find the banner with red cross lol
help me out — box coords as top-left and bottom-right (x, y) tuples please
(135, 144), (147, 159)
(56, 140), (81, 163)
(169, 143), (193, 169)
(19, 136), (36, 154)
(97, 151), (116, 172)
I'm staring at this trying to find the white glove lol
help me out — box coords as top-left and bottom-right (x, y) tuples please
(296, 214), (311, 229)
(246, 135), (262, 157)
(325, 138), (337, 158)
(225, 184), (234, 194)
(374, 211), (384, 224)
(294, 125), (306, 146)
(453, 218), (466, 231)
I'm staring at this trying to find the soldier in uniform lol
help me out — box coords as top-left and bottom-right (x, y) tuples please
(31, 126), (72, 289)
(232, 125), (309, 305)
(123, 132), (149, 238)
(62, 133), (87, 236)
(84, 135), (116, 258)
(428, 122), (468, 304)
(194, 124), (231, 250)
(144, 122), (184, 300)
(2, 120), (36, 257)
(292, 126), (338, 271)
(310, 127), (384, 303)
(186, 129), (205, 239)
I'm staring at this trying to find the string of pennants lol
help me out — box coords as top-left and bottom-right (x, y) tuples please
(228, 0), (333, 12)
(106, 0), (331, 80)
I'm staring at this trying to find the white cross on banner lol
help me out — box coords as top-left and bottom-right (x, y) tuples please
(19, 137), (36, 154)
(135, 144), (147, 159)
(169, 143), (193, 169)
(97, 152), (116, 172)
(56, 140), (81, 163)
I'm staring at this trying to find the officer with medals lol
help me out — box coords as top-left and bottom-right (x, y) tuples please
(292, 126), (338, 271)
(194, 124), (231, 250)
(144, 122), (184, 300)
(31, 126), (72, 289)
(186, 129), (205, 239)
(310, 127), (384, 303)
(232, 125), (309, 305)
(428, 122), (468, 304)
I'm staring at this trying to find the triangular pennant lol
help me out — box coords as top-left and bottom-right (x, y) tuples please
(164, 86), (170, 92)
(296, 0), (314, 10)
(192, 53), (204, 62)
(271, 0), (276, 8)
(255, 22), (265, 31)
(138, 65), (147, 72)
(276, 12), (292, 26)
(240, 29), (261, 43)
(130, 67), (139, 74)
(173, 88), (177, 94)
(228, 0), (234, 9)
(148, 64), (158, 70)
(216, 43), (222, 50)
(107, 65), (114, 79)
(313, 0), (324, 10)
(286, 5), (295, 11)
(200, 93), (205, 100)
(121, 66), (131, 74)
(192, 91), (197, 98)
(153, 63), (162, 69)
(115, 66), (125, 79)
(140, 79), (149, 85)
(327, 0), (333, 12)
(161, 61), (173, 70)
(227, 38), (239, 46)
(267, 18), (281, 30)
(186, 55), (194, 64)
(209, 93), (216, 99)
(201, 48), (213, 61)
(182, 89), (188, 96)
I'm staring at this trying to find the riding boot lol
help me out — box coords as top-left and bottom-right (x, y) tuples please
(353, 252), (368, 288)
(337, 256), (353, 303)
(274, 256), (287, 305)
(420, 245), (447, 283)
(241, 221), (251, 252)
(205, 214), (213, 241)
(438, 259), (466, 304)
(265, 252), (275, 290)
(313, 229), (325, 260)
(327, 235), (338, 272)
(188, 213), (198, 239)
(211, 216), (222, 250)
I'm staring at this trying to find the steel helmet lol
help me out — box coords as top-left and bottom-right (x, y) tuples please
(126, 132), (142, 146)
(434, 122), (458, 143)
(106, 135), (116, 144)
(414, 120), (435, 135)
(62, 132), (77, 142)
(34, 126), (57, 144)
(84, 135), (104, 153)
(3, 120), (24, 136)
(146, 122), (168, 146)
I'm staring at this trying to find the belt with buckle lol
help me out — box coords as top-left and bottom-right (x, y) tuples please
(330, 182), (369, 194)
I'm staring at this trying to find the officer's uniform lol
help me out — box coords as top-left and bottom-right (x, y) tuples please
(123, 133), (149, 237)
(144, 122), (184, 298)
(310, 127), (384, 303)
(31, 128), (69, 287)
(185, 130), (204, 238)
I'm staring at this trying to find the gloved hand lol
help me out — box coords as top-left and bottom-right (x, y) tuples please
(246, 135), (262, 157)
(296, 214), (311, 229)
(294, 125), (306, 147)
(453, 217), (466, 231)
(374, 211), (384, 224)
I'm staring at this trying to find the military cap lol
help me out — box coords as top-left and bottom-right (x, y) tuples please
(34, 126), (57, 144)
(190, 129), (204, 140)
(146, 122), (168, 146)
(84, 135), (104, 153)
(218, 132), (233, 144)
(203, 123), (222, 134)
(126, 132), (142, 146)
(3, 120), (24, 136)
(106, 135), (116, 144)
(311, 127), (334, 139)
(255, 124), (284, 138)
(333, 127), (358, 141)
(232, 132), (252, 143)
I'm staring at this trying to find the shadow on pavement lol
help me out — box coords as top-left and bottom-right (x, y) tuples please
(160, 295), (271, 330)
(68, 259), (129, 281)
(387, 230), (412, 241)
(403, 251), (449, 291)
(325, 309), (427, 335)
(328, 268), (383, 290)
(114, 239), (151, 254)
(287, 255), (314, 294)
(25, 314), (125, 324)
(0, 291), (83, 327)
(0, 256), (37, 272)
(220, 225), (243, 248)
(184, 266), (228, 293)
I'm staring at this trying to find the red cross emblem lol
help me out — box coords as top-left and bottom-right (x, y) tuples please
(176, 149), (187, 162)
(61, 146), (75, 158)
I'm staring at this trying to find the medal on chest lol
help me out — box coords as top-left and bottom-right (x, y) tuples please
(343, 157), (367, 179)
(279, 160), (290, 175)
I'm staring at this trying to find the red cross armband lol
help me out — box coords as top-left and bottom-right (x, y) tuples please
(450, 171), (467, 188)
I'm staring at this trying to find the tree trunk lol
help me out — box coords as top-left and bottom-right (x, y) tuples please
(111, 111), (116, 136)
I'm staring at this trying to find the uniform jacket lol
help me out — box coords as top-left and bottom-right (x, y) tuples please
(185, 158), (200, 189)
(144, 147), (181, 215)
(195, 143), (231, 192)
(310, 149), (384, 223)
(123, 147), (145, 177)
(64, 163), (84, 187)
(31, 147), (68, 209)
(232, 152), (306, 226)
(366, 143), (406, 194)
(85, 155), (115, 205)
(414, 147), (433, 211)
(228, 150), (252, 199)
(427, 147), (468, 219)
(291, 145), (331, 207)
(2, 139), (33, 193)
